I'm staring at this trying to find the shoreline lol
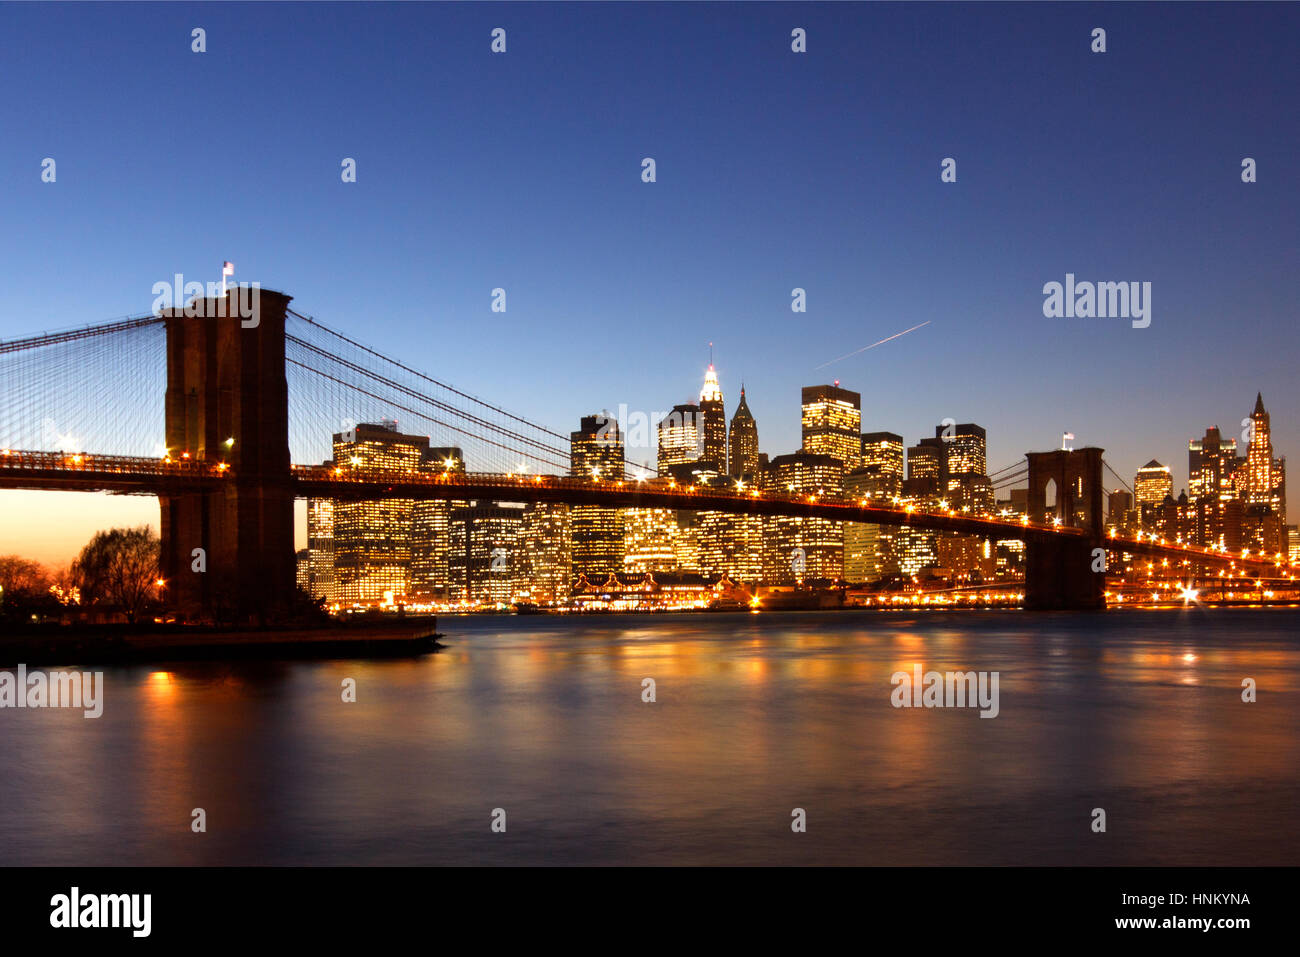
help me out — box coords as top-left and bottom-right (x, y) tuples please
(0, 621), (444, 668)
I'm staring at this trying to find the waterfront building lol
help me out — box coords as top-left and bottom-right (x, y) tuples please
(844, 465), (901, 582)
(448, 501), (526, 605)
(696, 473), (763, 583)
(306, 496), (335, 601)
(516, 502), (572, 604)
(571, 414), (625, 579)
(331, 421), (428, 603)
(623, 503), (680, 573)
(760, 451), (844, 584)
(409, 445), (464, 601)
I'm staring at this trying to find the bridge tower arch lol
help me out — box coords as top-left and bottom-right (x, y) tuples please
(1023, 447), (1105, 610)
(159, 289), (295, 622)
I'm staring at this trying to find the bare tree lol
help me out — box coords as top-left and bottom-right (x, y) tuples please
(72, 526), (161, 623)
(0, 555), (53, 612)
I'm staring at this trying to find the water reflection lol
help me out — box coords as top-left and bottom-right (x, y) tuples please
(2, 608), (1298, 865)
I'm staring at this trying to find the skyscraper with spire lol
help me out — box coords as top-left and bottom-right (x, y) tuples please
(699, 353), (727, 474)
(1244, 392), (1286, 524)
(728, 385), (759, 477)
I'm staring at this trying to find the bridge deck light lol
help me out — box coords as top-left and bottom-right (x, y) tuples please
(224, 437), (235, 447)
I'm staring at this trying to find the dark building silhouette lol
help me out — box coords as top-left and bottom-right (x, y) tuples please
(728, 386), (759, 477)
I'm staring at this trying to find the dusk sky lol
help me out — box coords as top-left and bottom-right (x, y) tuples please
(2, 2), (1297, 564)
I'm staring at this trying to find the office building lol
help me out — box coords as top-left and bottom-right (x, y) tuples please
(801, 383), (861, 469)
(700, 363), (727, 473)
(571, 414), (625, 579)
(331, 421), (428, 603)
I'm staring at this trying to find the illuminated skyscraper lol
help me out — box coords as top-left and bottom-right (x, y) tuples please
(699, 363), (727, 474)
(331, 421), (428, 603)
(696, 472), (763, 583)
(907, 437), (944, 485)
(941, 423), (987, 479)
(1135, 460), (1173, 507)
(900, 436), (946, 576)
(1241, 393), (1287, 554)
(846, 434), (904, 582)
(893, 526), (938, 576)
(1245, 393), (1286, 521)
(860, 432), (904, 481)
(844, 468), (897, 582)
(1107, 489), (1135, 536)
(623, 502), (679, 573)
(801, 384), (861, 469)
(761, 452), (844, 584)
(657, 403), (702, 470)
(728, 386), (759, 477)
(448, 501), (526, 605)
(516, 502), (573, 604)
(940, 423), (993, 514)
(306, 496), (335, 601)
(571, 414), (625, 580)
(295, 549), (310, 592)
(410, 445), (464, 601)
(673, 512), (701, 573)
(1188, 427), (1238, 502)
(697, 508), (763, 583)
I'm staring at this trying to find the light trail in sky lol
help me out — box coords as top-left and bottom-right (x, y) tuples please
(814, 321), (932, 370)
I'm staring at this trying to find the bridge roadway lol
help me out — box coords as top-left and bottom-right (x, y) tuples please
(2, 449), (1294, 576)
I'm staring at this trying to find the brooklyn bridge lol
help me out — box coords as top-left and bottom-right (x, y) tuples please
(1, 289), (1291, 617)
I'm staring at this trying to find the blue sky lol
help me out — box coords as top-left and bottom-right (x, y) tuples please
(2, 2), (1298, 558)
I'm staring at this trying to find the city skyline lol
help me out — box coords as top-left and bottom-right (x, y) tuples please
(0, 341), (1288, 567)
(3, 1), (1299, 886)
(1, 2), (1297, 562)
(5, 291), (1289, 616)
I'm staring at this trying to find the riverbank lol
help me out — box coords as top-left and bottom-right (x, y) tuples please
(0, 619), (443, 667)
